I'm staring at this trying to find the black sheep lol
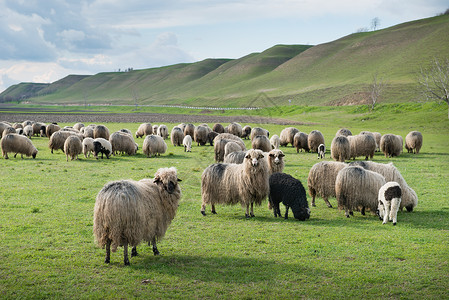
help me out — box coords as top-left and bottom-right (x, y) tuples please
(268, 172), (310, 220)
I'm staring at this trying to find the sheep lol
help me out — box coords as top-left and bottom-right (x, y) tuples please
(73, 123), (85, 131)
(93, 125), (110, 140)
(23, 125), (33, 139)
(177, 123), (186, 132)
(32, 122), (46, 137)
(213, 133), (246, 162)
(12, 123), (23, 129)
(183, 135), (192, 152)
(373, 132), (382, 152)
(293, 132), (309, 153)
(307, 161), (347, 208)
(252, 135), (271, 152)
(109, 131), (137, 156)
(270, 134), (280, 149)
(201, 149), (269, 218)
(93, 138), (112, 159)
(336, 128), (352, 137)
(143, 135), (167, 158)
(64, 135), (83, 161)
(61, 127), (80, 133)
(157, 125), (169, 140)
(119, 128), (132, 135)
(377, 182), (402, 225)
(194, 125), (209, 146)
(93, 167), (181, 265)
(226, 122), (242, 137)
(280, 127), (299, 147)
(135, 123), (153, 138)
(223, 151), (247, 164)
(308, 130), (325, 153)
(0, 122), (10, 137)
(335, 166), (386, 218)
(22, 120), (33, 128)
(82, 124), (96, 138)
(1, 133), (38, 159)
(152, 125), (159, 135)
(348, 161), (418, 212)
(266, 149), (285, 174)
(268, 173), (310, 220)
(250, 127), (269, 141)
(224, 141), (242, 158)
(170, 127), (184, 147)
(240, 125), (251, 139)
(2, 126), (16, 137)
(331, 135), (350, 162)
(184, 123), (195, 138)
(49, 131), (83, 154)
(46, 123), (61, 139)
(82, 137), (95, 158)
(15, 128), (24, 135)
(380, 134), (403, 158)
(347, 134), (376, 160)
(207, 131), (219, 146)
(317, 144), (326, 159)
(212, 123), (225, 134)
(405, 131), (423, 154)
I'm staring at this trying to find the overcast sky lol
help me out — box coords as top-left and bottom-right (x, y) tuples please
(0, 0), (447, 93)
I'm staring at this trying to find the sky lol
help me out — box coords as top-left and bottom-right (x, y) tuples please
(0, 0), (447, 93)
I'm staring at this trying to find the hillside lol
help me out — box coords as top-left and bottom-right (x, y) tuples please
(1, 14), (448, 107)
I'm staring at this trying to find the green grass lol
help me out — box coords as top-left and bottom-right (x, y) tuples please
(0, 106), (448, 299)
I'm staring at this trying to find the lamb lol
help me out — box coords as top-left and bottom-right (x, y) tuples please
(184, 123), (195, 138)
(348, 161), (418, 212)
(64, 135), (83, 161)
(280, 127), (299, 147)
(212, 123), (225, 134)
(183, 135), (192, 152)
(335, 166), (386, 218)
(194, 125), (209, 146)
(336, 128), (352, 137)
(93, 167), (181, 265)
(405, 131), (423, 154)
(213, 133), (246, 162)
(380, 134), (403, 158)
(270, 134), (280, 149)
(224, 141), (242, 158)
(82, 137), (95, 158)
(308, 130), (325, 153)
(331, 135), (350, 162)
(135, 123), (153, 138)
(377, 182), (402, 225)
(1, 133), (38, 159)
(143, 135), (167, 158)
(157, 125), (169, 140)
(93, 138), (112, 159)
(201, 149), (270, 218)
(23, 125), (33, 139)
(226, 122), (242, 137)
(46, 123), (61, 139)
(307, 161), (347, 208)
(268, 173), (310, 220)
(347, 134), (376, 160)
(250, 127), (269, 141)
(170, 127), (184, 147)
(317, 144), (326, 159)
(93, 125), (110, 140)
(252, 135), (271, 152)
(109, 131), (137, 156)
(241, 125), (252, 139)
(293, 132), (309, 153)
(49, 131), (84, 154)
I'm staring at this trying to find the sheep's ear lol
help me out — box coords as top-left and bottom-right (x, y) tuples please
(258, 154), (264, 159)
(177, 178), (182, 182)
(269, 153), (274, 157)
(153, 176), (161, 184)
(245, 154), (251, 159)
(279, 153), (285, 157)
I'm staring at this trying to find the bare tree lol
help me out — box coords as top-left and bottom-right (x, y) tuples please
(368, 73), (385, 112)
(371, 17), (380, 31)
(418, 57), (449, 118)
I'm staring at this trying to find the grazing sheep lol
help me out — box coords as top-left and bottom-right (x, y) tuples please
(252, 135), (271, 152)
(226, 122), (242, 137)
(377, 182), (402, 225)
(336, 166), (386, 218)
(241, 125), (252, 139)
(143, 135), (167, 158)
(82, 137), (95, 158)
(184, 123), (195, 138)
(201, 149), (269, 217)
(1, 133), (38, 159)
(224, 141), (242, 158)
(64, 135), (83, 161)
(135, 123), (153, 138)
(93, 125), (110, 140)
(157, 125), (169, 140)
(213, 133), (246, 162)
(336, 128), (352, 137)
(308, 130), (325, 153)
(207, 131), (219, 146)
(32, 122), (46, 137)
(194, 125), (209, 146)
(170, 127), (184, 147)
(266, 149), (285, 174)
(270, 134), (280, 149)
(405, 131), (423, 154)
(49, 131), (83, 154)
(183, 135), (192, 152)
(73, 123), (85, 131)
(347, 134), (376, 160)
(152, 125), (159, 135)
(0, 122), (10, 137)
(93, 167), (181, 265)
(22, 120), (33, 128)
(293, 132), (309, 153)
(250, 127), (269, 141)
(317, 144), (326, 159)
(331, 136), (350, 162)
(93, 138), (112, 159)
(373, 132), (382, 152)
(280, 127), (299, 147)
(268, 173), (310, 220)
(307, 161), (347, 208)
(110, 132), (137, 156)
(82, 124), (96, 138)
(46, 123), (61, 139)
(177, 123), (186, 132)
(380, 134), (403, 158)
(12, 123), (23, 129)
(348, 161), (418, 212)
(212, 123), (225, 134)
(2, 126), (16, 137)
(23, 125), (33, 139)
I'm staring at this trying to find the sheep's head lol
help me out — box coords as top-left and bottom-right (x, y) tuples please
(269, 149), (285, 165)
(245, 149), (265, 167)
(154, 167), (182, 194)
(376, 201), (385, 220)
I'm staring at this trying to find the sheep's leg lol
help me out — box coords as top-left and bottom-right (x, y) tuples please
(274, 203), (280, 217)
(324, 197), (333, 208)
(361, 207), (366, 216)
(245, 204), (250, 218)
(105, 239), (111, 264)
(391, 198), (401, 225)
(211, 204), (217, 214)
(311, 194), (316, 207)
(151, 239), (159, 256)
(3, 152), (8, 159)
(284, 206), (289, 219)
(383, 203), (390, 224)
(201, 202), (207, 216)
(250, 203), (255, 217)
(131, 246), (138, 257)
(345, 208), (350, 218)
(123, 242), (130, 266)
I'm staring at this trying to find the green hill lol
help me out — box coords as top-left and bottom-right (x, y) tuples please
(1, 14), (448, 107)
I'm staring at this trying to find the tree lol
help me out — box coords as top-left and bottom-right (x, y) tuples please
(371, 17), (380, 31)
(418, 57), (449, 118)
(368, 73), (385, 112)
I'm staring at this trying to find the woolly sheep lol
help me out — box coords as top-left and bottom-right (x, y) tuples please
(377, 182), (402, 225)
(405, 131), (423, 154)
(46, 123), (61, 139)
(119, 128), (132, 135)
(226, 122), (242, 137)
(212, 123), (225, 134)
(380, 134), (403, 158)
(213, 133), (246, 162)
(349, 161), (418, 212)
(15, 128), (24, 135)
(241, 125), (251, 139)
(49, 131), (83, 154)
(157, 125), (169, 140)
(152, 125), (159, 135)
(135, 123), (153, 138)
(184, 123), (195, 138)
(93, 138), (112, 159)
(110, 131), (137, 156)
(308, 130), (325, 153)
(177, 123), (186, 132)
(223, 151), (247, 164)
(32, 122), (46, 137)
(93, 167), (181, 265)
(73, 123), (85, 131)
(82, 124), (96, 138)
(268, 173), (310, 220)
(224, 141), (241, 158)
(143, 135), (167, 158)
(2, 126), (16, 137)
(82, 137), (95, 158)
(331, 135), (350, 162)
(207, 131), (219, 146)
(250, 127), (269, 141)
(336, 128), (352, 137)
(373, 132), (382, 152)
(170, 127), (184, 147)
(307, 161), (347, 208)
(317, 144), (326, 159)
(194, 125), (210, 146)
(252, 135), (271, 152)
(22, 120), (33, 128)
(347, 134), (376, 160)
(270, 134), (280, 149)
(0, 122), (10, 137)
(64, 135), (83, 161)
(292, 132), (308, 153)
(93, 125), (110, 140)
(12, 123), (23, 129)
(280, 127), (299, 147)
(266, 149), (285, 174)
(1, 133), (38, 159)
(201, 149), (269, 218)
(336, 166), (386, 218)
(23, 125), (33, 139)
(183, 135), (192, 152)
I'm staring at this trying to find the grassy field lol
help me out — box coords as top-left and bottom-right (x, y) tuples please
(0, 104), (448, 299)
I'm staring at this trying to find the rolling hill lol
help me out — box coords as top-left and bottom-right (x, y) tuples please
(1, 14), (448, 107)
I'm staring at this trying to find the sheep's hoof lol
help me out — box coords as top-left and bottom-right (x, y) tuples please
(104, 258), (110, 264)
(131, 248), (138, 257)
(124, 260), (130, 266)
(382, 222), (387, 225)
(245, 213), (250, 219)
(211, 210), (217, 214)
(393, 222), (397, 226)
(312, 203), (316, 207)
(349, 211), (354, 216)
(153, 249), (160, 256)
(346, 215), (350, 218)
(201, 211), (206, 216)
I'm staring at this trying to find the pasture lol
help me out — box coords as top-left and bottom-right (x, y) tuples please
(0, 104), (448, 299)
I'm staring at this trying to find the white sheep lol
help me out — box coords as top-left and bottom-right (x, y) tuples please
(109, 131), (137, 156)
(93, 138), (112, 159)
(135, 123), (153, 138)
(82, 137), (95, 158)
(183, 135), (192, 152)
(377, 182), (402, 225)
(143, 135), (167, 157)
(270, 134), (280, 149)
(157, 125), (169, 139)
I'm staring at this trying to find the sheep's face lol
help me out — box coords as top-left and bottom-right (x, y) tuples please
(269, 150), (285, 165)
(245, 149), (265, 167)
(154, 167), (182, 195)
(376, 201), (385, 220)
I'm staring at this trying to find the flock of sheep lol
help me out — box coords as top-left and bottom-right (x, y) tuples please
(0, 119), (421, 265)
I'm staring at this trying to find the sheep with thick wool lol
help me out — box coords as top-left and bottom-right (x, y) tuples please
(270, 134), (280, 149)
(308, 130), (325, 153)
(252, 135), (272, 152)
(405, 131), (423, 154)
(224, 141), (241, 158)
(213, 123), (225, 134)
(280, 127), (299, 147)
(1, 133), (38, 159)
(157, 125), (169, 140)
(49, 131), (84, 154)
(380, 134), (403, 158)
(307, 161), (347, 208)
(377, 181), (402, 225)
(46, 123), (61, 139)
(135, 123), (153, 138)
(93, 167), (181, 265)
(241, 125), (252, 139)
(0, 122), (10, 137)
(32, 122), (46, 137)
(194, 125), (210, 146)
(223, 149), (285, 175)
(73, 123), (85, 131)
(93, 138), (112, 159)
(213, 133), (246, 162)
(110, 131), (137, 156)
(171, 127), (184, 147)
(293, 132), (309, 153)
(336, 128), (352, 137)
(93, 125), (110, 140)
(23, 125), (33, 139)
(331, 135), (350, 162)
(82, 137), (95, 158)
(336, 166), (386, 218)
(82, 124), (96, 138)
(143, 135), (167, 158)
(64, 135), (83, 161)
(184, 123), (195, 138)
(226, 122), (243, 137)
(2, 126), (16, 137)
(201, 149), (270, 218)
(347, 134), (376, 160)
(250, 127), (269, 141)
